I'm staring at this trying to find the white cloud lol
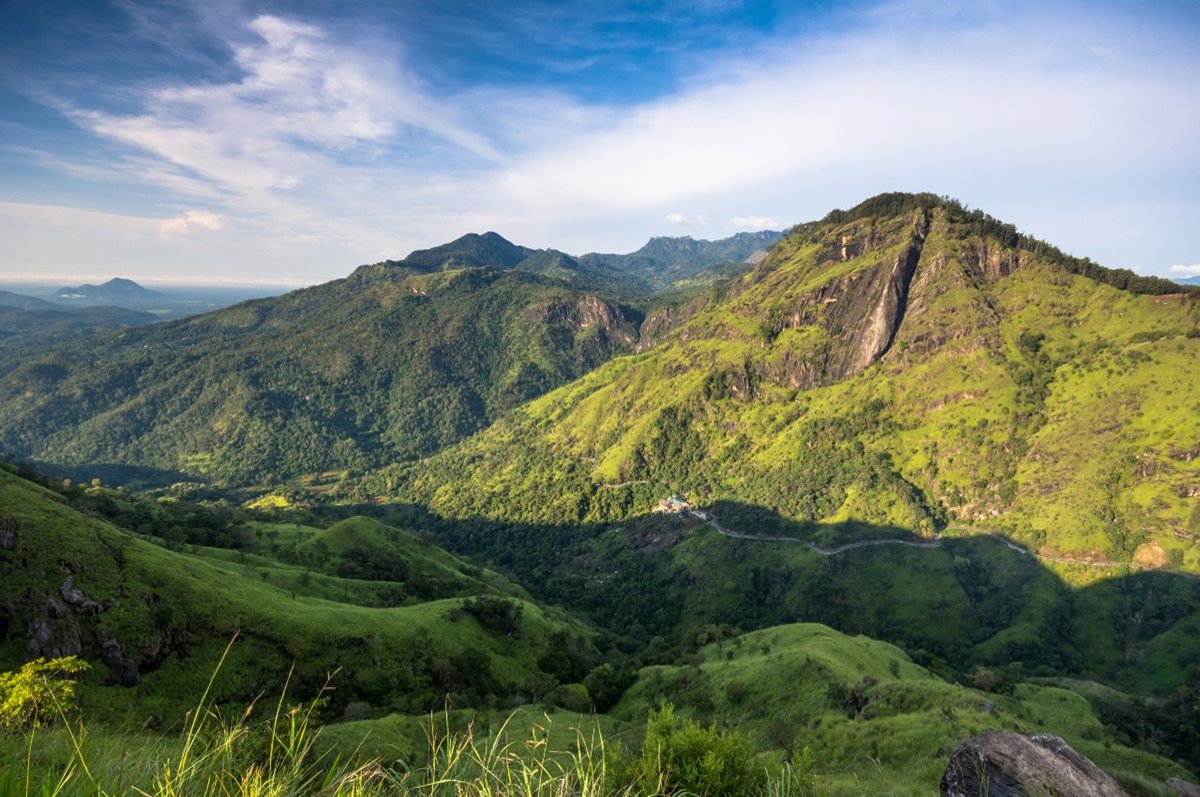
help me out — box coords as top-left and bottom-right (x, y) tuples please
(664, 212), (707, 226)
(160, 210), (224, 238)
(1168, 264), (1200, 277)
(730, 216), (779, 231)
(18, 3), (1200, 280)
(78, 14), (498, 206)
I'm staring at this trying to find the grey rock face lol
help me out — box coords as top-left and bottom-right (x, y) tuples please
(941, 731), (1128, 797)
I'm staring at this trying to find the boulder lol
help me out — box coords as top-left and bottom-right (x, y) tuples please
(941, 731), (1128, 797)
(1166, 777), (1200, 797)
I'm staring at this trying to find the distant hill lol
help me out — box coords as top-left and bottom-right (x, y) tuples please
(579, 230), (783, 292)
(53, 277), (165, 306)
(1174, 274), (1200, 288)
(401, 231), (535, 271)
(0, 289), (51, 309)
(366, 230), (785, 297)
(0, 305), (158, 351)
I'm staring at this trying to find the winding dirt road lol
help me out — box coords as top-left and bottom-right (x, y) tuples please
(700, 510), (1200, 581)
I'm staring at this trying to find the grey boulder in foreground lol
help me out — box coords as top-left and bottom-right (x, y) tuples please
(940, 731), (1128, 797)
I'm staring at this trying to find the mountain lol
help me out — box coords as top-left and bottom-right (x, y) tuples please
(0, 262), (641, 485)
(0, 289), (50, 309)
(53, 277), (165, 306)
(374, 229), (785, 296)
(399, 231), (535, 271)
(1175, 274), (1200, 287)
(378, 193), (1200, 577)
(579, 229), (782, 292)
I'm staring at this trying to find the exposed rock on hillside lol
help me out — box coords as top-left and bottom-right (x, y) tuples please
(941, 731), (1128, 797)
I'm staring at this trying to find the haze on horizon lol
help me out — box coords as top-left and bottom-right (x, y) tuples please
(1, 0), (1198, 286)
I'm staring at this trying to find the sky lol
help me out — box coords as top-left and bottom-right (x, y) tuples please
(0, 0), (1198, 287)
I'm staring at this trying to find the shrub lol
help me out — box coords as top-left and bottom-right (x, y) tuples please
(610, 703), (765, 796)
(0, 656), (88, 730)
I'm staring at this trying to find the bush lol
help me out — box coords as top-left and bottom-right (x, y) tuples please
(610, 704), (765, 797)
(0, 656), (88, 730)
(459, 596), (523, 636)
(546, 682), (592, 714)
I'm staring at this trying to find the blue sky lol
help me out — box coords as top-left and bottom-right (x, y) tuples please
(0, 0), (1197, 286)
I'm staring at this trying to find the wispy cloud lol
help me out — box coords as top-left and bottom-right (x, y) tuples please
(77, 14), (498, 202)
(730, 216), (779, 231)
(5, 2), (1199, 280)
(160, 209), (223, 237)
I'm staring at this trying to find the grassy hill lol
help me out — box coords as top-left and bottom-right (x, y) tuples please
(0, 465), (606, 725)
(609, 622), (1192, 796)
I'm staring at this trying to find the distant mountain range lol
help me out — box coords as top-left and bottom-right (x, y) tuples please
(53, 277), (165, 306)
(0, 289), (51, 309)
(1, 199), (1196, 575)
(368, 229), (782, 296)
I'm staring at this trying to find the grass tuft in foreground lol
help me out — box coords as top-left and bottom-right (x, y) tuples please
(1, 649), (813, 796)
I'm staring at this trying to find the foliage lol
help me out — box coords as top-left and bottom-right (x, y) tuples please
(0, 467), (598, 723)
(609, 703), (765, 797)
(459, 596), (524, 636)
(0, 657), (88, 730)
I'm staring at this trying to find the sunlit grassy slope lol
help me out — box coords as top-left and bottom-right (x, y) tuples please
(610, 622), (1191, 796)
(380, 195), (1200, 572)
(0, 467), (599, 725)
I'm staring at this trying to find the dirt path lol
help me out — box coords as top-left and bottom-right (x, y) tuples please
(701, 511), (940, 555)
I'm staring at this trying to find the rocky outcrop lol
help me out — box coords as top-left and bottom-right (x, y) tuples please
(755, 209), (930, 391)
(59, 576), (102, 613)
(26, 596), (84, 658)
(941, 731), (1128, 797)
(526, 296), (636, 347)
(0, 522), (16, 551)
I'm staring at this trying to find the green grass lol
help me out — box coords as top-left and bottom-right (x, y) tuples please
(610, 623), (1193, 797)
(0, 468), (602, 726)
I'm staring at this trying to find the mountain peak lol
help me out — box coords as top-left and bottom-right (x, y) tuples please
(53, 277), (163, 304)
(401, 231), (533, 271)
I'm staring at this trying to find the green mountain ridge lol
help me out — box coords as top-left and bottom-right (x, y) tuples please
(0, 266), (642, 485)
(378, 193), (1200, 574)
(365, 229), (783, 297)
(0, 229), (781, 486)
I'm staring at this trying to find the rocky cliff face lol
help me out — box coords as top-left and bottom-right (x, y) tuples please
(730, 208), (933, 392)
(708, 203), (1051, 394)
